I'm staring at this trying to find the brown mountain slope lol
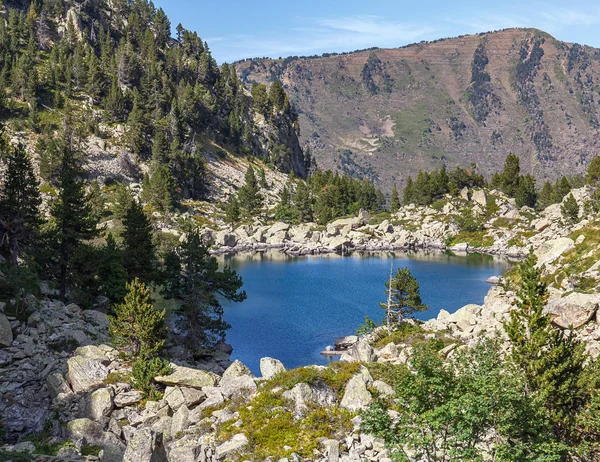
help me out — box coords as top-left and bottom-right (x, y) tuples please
(236, 28), (600, 192)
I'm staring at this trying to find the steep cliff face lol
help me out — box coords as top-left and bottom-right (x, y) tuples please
(237, 29), (600, 191)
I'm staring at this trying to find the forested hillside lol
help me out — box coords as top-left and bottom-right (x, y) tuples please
(237, 29), (600, 192)
(0, 0), (308, 188)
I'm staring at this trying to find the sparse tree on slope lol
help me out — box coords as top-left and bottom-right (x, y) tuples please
(50, 129), (97, 300)
(109, 278), (166, 359)
(0, 142), (41, 266)
(504, 251), (587, 441)
(390, 183), (400, 213)
(380, 267), (427, 333)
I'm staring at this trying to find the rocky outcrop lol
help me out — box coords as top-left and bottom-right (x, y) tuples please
(154, 365), (220, 388)
(260, 356), (285, 379)
(546, 293), (600, 329)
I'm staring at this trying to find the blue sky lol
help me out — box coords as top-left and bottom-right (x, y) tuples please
(153, 0), (600, 63)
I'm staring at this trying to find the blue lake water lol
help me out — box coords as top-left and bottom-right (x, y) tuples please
(220, 251), (510, 375)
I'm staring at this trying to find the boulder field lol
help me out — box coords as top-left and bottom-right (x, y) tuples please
(2, 186), (600, 460)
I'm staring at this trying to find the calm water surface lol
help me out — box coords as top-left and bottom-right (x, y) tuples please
(220, 251), (510, 375)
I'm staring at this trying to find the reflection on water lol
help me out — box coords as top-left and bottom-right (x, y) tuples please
(218, 250), (511, 375)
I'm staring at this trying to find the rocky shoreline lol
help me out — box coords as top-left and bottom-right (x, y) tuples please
(2, 186), (600, 461)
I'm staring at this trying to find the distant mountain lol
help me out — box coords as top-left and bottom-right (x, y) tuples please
(236, 29), (600, 192)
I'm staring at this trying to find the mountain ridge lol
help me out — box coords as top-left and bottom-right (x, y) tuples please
(236, 28), (600, 192)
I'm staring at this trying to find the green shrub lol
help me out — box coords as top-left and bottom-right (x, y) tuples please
(131, 357), (172, 401)
(356, 315), (378, 335)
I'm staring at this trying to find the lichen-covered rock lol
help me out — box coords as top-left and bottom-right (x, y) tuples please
(89, 388), (113, 420)
(154, 365), (219, 389)
(164, 386), (185, 410)
(259, 357), (285, 379)
(114, 390), (144, 407)
(66, 356), (109, 392)
(123, 427), (168, 462)
(340, 374), (372, 411)
(546, 293), (600, 329)
(216, 433), (249, 460)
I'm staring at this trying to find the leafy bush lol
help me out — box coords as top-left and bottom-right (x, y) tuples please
(361, 340), (568, 460)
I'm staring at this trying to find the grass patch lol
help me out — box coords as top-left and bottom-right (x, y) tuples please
(447, 231), (494, 248)
(263, 362), (362, 400)
(368, 212), (392, 226)
(217, 391), (353, 460)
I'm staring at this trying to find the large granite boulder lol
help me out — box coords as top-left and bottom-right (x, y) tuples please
(215, 433), (249, 460)
(340, 340), (375, 363)
(67, 418), (125, 461)
(222, 360), (253, 378)
(260, 357), (285, 379)
(123, 428), (168, 462)
(66, 356), (110, 392)
(535, 237), (575, 267)
(546, 293), (600, 329)
(340, 374), (372, 411)
(154, 365), (219, 389)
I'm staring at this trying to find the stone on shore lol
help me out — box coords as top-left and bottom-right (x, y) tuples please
(260, 357), (285, 379)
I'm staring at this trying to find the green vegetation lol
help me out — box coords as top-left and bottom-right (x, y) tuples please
(218, 391), (352, 460)
(109, 278), (166, 359)
(380, 267), (427, 333)
(130, 356), (172, 401)
(403, 164), (484, 206)
(361, 254), (600, 459)
(161, 230), (246, 351)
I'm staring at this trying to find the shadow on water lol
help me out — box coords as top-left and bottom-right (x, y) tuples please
(217, 250), (512, 375)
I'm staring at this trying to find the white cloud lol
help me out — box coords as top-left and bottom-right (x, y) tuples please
(212, 15), (435, 62)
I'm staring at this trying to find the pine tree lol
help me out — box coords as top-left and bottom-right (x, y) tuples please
(122, 200), (156, 285)
(269, 80), (288, 112)
(162, 230), (246, 350)
(390, 183), (400, 213)
(238, 165), (263, 215)
(515, 174), (537, 208)
(379, 267), (427, 333)
(498, 153), (521, 197)
(109, 278), (166, 359)
(561, 193), (579, 223)
(224, 195), (241, 230)
(293, 181), (313, 223)
(97, 233), (128, 304)
(537, 181), (555, 210)
(51, 129), (98, 300)
(142, 164), (175, 212)
(0, 142), (41, 266)
(125, 90), (150, 155)
(88, 180), (105, 220)
(504, 251), (587, 440)
(403, 176), (414, 205)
